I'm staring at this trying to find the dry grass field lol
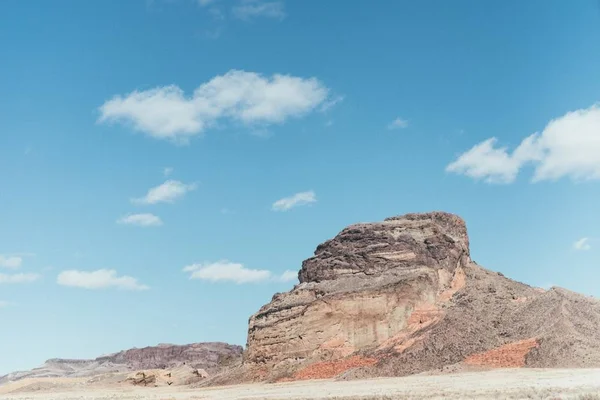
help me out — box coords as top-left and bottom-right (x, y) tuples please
(1, 368), (600, 400)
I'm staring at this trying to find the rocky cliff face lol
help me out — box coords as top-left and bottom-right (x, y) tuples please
(245, 212), (472, 379)
(0, 342), (242, 384)
(98, 342), (241, 373)
(243, 212), (600, 382)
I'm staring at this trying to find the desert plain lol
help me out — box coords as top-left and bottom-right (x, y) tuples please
(2, 368), (600, 400)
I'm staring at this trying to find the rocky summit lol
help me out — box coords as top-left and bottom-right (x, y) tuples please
(240, 212), (600, 382)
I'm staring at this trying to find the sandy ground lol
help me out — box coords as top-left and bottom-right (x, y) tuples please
(1, 369), (600, 400)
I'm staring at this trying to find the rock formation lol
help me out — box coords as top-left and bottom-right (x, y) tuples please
(4, 211), (600, 388)
(242, 212), (600, 382)
(0, 342), (242, 384)
(97, 342), (241, 373)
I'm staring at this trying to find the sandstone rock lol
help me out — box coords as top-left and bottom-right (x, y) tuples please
(245, 212), (472, 380)
(243, 211), (600, 382)
(99, 342), (241, 373)
(0, 342), (242, 385)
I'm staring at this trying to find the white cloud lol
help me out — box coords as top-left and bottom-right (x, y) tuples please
(163, 167), (174, 176)
(99, 86), (203, 142)
(207, 8), (225, 21)
(387, 117), (409, 130)
(98, 70), (330, 143)
(232, 1), (285, 20)
(0, 273), (40, 284)
(446, 138), (522, 184)
(183, 260), (271, 284)
(57, 269), (149, 291)
(132, 180), (197, 205)
(0, 255), (22, 269)
(117, 213), (163, 227)
(320, 95), (344, 112)
(0, 301), (8, 308)
(183, 261), (299, 284)
(272, 190), (316, 211)
(447, 104), (600, 183)
(574, 237), (591, 251)
(198, 0), (217, 6)
(279, 270), (298, 283)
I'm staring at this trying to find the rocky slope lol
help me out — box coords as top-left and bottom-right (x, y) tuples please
(5, 211), (599, 388)
(240, 212), (600, 382)
(0, 342), (242, 384)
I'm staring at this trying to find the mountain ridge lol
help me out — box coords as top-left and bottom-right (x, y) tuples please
(0, 342), (242, 385)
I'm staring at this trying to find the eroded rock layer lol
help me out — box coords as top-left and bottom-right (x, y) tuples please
(0, 342), (242, 384)
(243, 211), (600, 382)
(245, 212), (470, 379)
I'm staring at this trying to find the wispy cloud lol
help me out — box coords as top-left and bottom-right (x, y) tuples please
(320, 95), (344, 112)
(0, 255), (22, 269)
(0, 301), (10, 309)
(117, 213), (163, 227)
(272, 190), (316, 211)
(387, 117), (409, 130)
(207, 7), (225, 21)
(447, 104), (600, 184)
(574, 237), (591, 251)
(204, 26), (224, 40)
(183, 260), (271, 284)
(163, 167), (174, 177)
(57, 269), (149, 291)
(132, 180), (197, 205)
(183, 260), (298, 284)
(98, 70), (330, 143)
(278, 270), (298, 283)
(0, 273), (40, 284)
(198, 0), (218, 6)
(232, 1), (285, 21)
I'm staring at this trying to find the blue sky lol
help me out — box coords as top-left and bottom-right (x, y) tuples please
(1, 0), (600, 375)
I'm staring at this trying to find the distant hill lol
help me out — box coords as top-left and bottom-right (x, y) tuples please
(0, 342), (242, 385)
